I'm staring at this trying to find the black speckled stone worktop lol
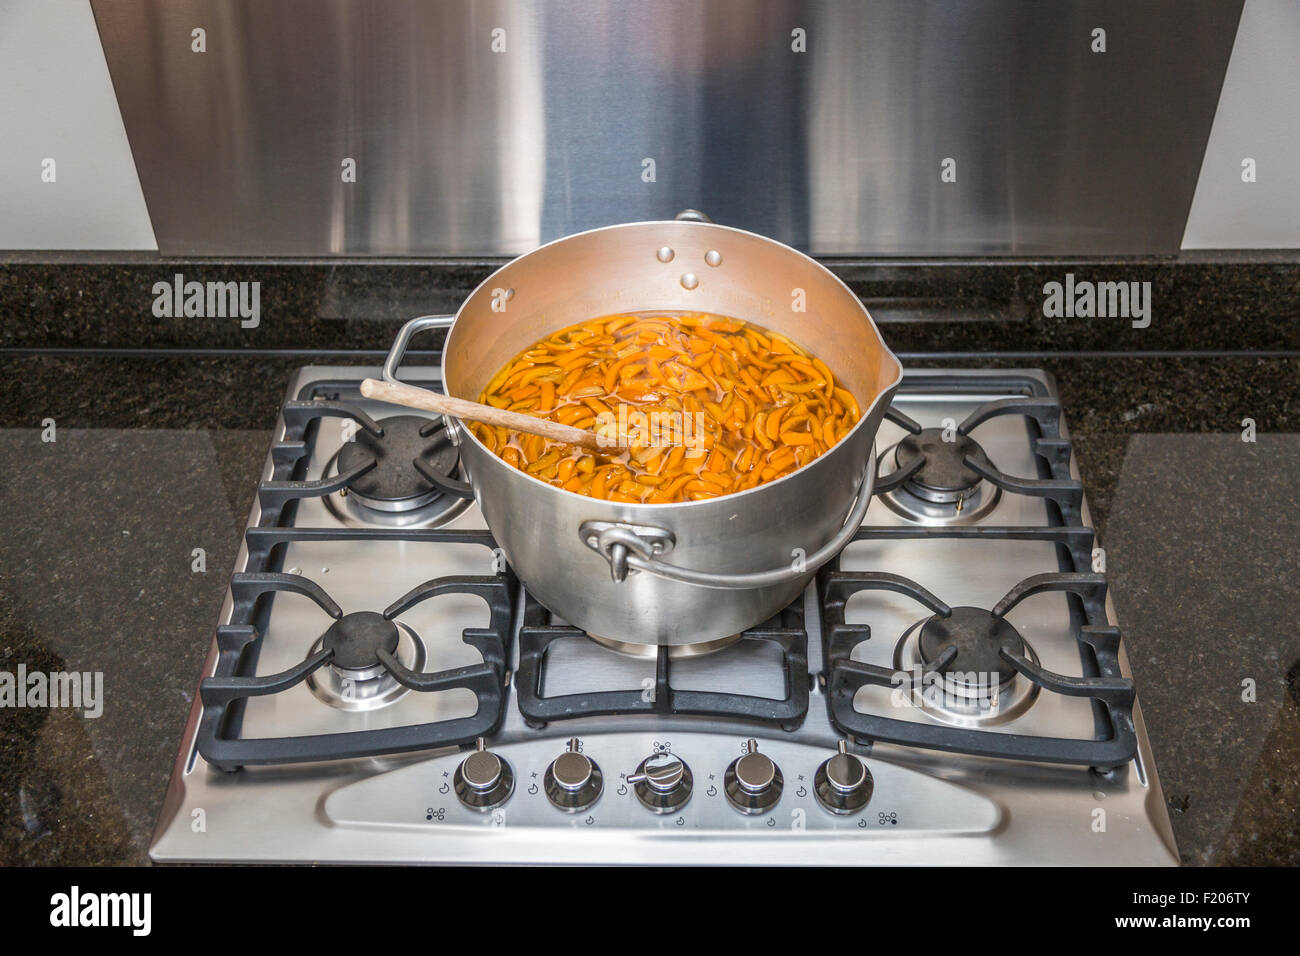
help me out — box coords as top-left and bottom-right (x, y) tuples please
(1, 254), (1297, 866)
(2, 252), (1298, 353)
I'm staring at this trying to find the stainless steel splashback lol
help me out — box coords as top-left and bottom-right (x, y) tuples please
(92, 0), (1243, 256)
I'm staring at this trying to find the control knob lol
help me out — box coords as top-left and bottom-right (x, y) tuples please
(813, 740), (873, 815)
(544, 738), (603, 812)
(453, 738), (514, 812)
(724, 739), (783, 814)
(626, 751), (693, 814)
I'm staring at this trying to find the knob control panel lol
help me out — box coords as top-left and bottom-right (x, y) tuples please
(453, 738), (515, 812)
(724, 739), (783, 814)
(326, 731), (1005, 842)
(544, 738), (603, 812)
(813, 740), (874, 815)
(626, 751), (693, 814)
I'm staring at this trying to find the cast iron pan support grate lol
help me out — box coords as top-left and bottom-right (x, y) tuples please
(820, 375), (1138, 771)
(876, 396), (1083, 512)
(819, 565), (1137, 770)
(514, 596), (810, 732)
(257, 395), (472, 525)
(192, 385), (513, 771)
(256, 400), (386, 524)
(196, 555), (516, 771)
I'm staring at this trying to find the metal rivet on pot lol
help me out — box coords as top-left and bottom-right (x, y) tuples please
(705, 250), (722, 267)
(680, 273), (699, 290)
(656, 247), (675, 263)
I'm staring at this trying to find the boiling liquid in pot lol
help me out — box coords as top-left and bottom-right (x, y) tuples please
(471, 311), (861, 503)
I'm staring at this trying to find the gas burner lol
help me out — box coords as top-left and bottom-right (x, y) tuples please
(322, 611), (400, 677)
(918, 606), (1024, 690)
(306, 613), (428, 712)
(890, 606), (1041, 727)
(877, 428), (1001, 523)
(896, 429), (989, 502)
(327, 414), (472, 528)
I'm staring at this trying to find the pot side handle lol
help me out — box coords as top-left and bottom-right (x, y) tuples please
(381, 314), (456, 386)
(579, 450), (876, 589)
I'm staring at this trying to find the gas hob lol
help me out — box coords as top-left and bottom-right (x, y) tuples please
(149, 366), (1178, 865)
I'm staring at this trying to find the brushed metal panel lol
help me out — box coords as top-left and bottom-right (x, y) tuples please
(1182, 0), (1300, 249)
(92, 0), (1241, 256)
(808, 0), (1242, 254)
(0, 0), (156, 250)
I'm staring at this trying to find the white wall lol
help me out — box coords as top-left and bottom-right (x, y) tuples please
(0, 0), (155, 250)
(1182, 0), (1300, 249)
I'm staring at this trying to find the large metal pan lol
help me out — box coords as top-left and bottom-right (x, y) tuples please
(380, 217), (902, 651)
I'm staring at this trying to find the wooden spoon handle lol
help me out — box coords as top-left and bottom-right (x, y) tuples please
(360, 378), (609, 452)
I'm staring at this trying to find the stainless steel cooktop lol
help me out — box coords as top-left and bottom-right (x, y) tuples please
(149, 366), (1178, 865)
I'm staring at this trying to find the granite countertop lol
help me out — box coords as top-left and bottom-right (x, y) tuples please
(1, 349), (1296, 866)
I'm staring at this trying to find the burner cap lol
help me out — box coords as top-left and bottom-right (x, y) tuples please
(917, 606), (1025, 688)
(337, 414), (460, 504)
(322, 611), (401, 671)
(894, 428), (990, 503)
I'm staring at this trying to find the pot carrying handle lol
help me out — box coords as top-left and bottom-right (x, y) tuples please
(381, 314), (456, 385)
(579, 449), (876, 589)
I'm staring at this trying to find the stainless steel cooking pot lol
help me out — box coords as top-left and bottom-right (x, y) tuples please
(379, 217), (902, 651)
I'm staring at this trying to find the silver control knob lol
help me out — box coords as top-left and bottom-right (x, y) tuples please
(544, 738), (603, 813)
(626, 751), (693, 814)
(453, 738), (514, 812)
(813, 740), (873, 815)
(724, 739), (783, 814)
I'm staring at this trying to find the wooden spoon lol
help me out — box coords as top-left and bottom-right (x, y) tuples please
(360, 377), (620, 453)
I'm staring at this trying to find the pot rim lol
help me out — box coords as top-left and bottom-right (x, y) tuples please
(441, 219), (904, 511)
